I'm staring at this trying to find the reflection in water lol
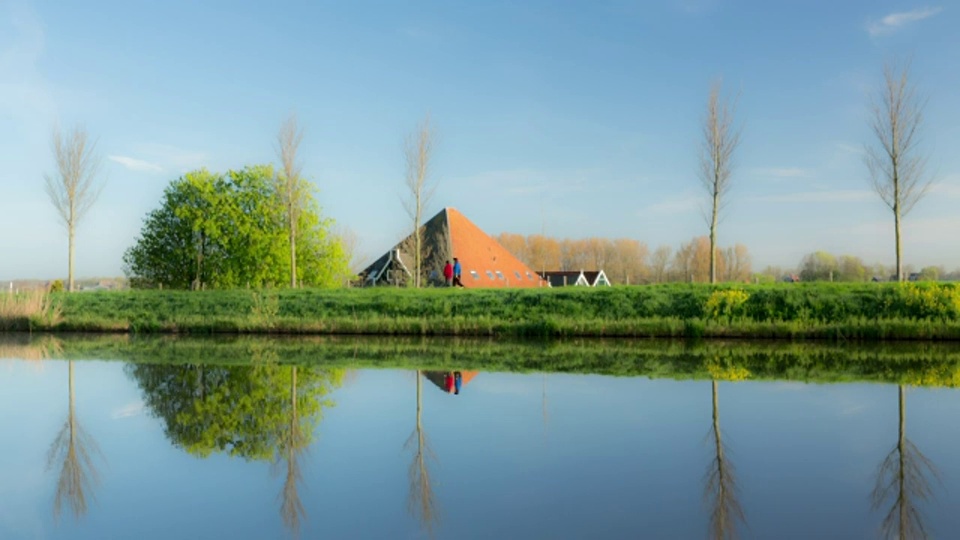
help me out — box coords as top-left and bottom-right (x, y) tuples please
(406, 371), (438, 536)
(542, 373), (549, 441)
(277, 365), (307, 537)
(127, 362), (343, 537)
(47, 361), (102, 520)
(423, 370), (479, 395)
(704, 380), (745, 540)
(871, 385), (940, 540)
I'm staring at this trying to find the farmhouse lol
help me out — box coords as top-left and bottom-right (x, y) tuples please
(359, 207), (547, 288)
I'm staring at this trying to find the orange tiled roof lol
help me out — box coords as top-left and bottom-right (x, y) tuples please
(447, 208), (547, 288)
(360, 207), (547, 288)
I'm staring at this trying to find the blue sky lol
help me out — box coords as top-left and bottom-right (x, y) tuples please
(1, 0), (958, 280)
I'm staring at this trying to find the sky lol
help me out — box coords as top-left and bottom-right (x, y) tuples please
(1, 0), (959, 280)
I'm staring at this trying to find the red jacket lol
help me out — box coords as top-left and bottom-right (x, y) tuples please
(443, 263), (453, 280)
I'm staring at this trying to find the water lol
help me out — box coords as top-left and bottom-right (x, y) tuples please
(2, 336), (960, 539)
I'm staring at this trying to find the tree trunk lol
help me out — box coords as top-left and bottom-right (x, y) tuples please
(414, 203), (422, 288)
(290, 226), (298, 288)
(710, 192), (719, 284)
(894, 204), (903, 282)
(68, 225), (75, 292)
(898, 384), (906, 538)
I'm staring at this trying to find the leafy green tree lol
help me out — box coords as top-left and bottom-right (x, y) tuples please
(799, 251), (838, 282)
(124, 166), (350, 289)
(837, 255), (867, 282)
(918, 266), (941, 282)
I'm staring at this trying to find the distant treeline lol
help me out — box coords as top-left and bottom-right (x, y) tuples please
(495, 233), (751, 284)
(495, 234), (960, 284)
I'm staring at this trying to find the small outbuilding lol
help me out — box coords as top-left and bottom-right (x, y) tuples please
(537, 270), (611, 287)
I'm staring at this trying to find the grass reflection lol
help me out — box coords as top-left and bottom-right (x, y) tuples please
(10, 334), (960, 389)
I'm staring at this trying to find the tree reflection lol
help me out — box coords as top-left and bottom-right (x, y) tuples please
(871, 385), (939, 540)
(704, 380), (745, 540)
(127, 362), (342, 537)
(276, 365), (307, 537)
(406, 370), (438, 536)
(47, 361), (101, 520)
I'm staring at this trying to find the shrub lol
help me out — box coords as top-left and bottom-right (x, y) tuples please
(705, 289), (750, 319)
(897, 283), (960, 319)
(49, 280), (64, 293)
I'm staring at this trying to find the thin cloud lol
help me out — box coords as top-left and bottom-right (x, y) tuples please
(867, 7), (942, 36)
(132, 143), (210, 172)
(749, 167), (810, 179)
(455, 167), (592, 196)
(928, 176), (960, 198)
(641, 195), (701, 216)
(108, 155), (163, 173)
(834, 142), (863, 155)
(748, 190), (874, 204)
(847, 216), (960, 246)
(111, 401), (144, 419)
(0, 2), (57, 133)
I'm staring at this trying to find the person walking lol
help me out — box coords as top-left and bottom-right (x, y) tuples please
(443, 260), (453, 286)
(452, 257), (463, 287)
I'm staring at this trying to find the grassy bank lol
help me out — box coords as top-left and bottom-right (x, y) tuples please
(4, 333), (960, 387)
(2, 282), (960, 339)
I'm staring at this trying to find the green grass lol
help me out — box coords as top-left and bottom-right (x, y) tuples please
(2, 282), (959, 339)
(5, 332), (960, 387)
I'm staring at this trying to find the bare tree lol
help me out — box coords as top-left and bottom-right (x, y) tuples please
(865, 61), (932, 282)
(698, 80), (742, 284)
(44, 126), (103, 292)
(403, 115), (436, 288)
(651, 245), (672, 283)
(276, 114), (309, 288)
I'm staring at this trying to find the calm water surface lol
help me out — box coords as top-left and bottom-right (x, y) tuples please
(2, 353), (960, 539)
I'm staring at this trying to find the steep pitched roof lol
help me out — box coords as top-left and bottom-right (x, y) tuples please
(537, 270), (612, 287)
(582, 270), (611, 286)
(359, 207), (546, 288)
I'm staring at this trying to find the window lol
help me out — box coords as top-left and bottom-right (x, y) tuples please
(485, 270), (494, 279)
(495, 271), (505, 280)
(470, 270), (479, 279)
(526, 272), (533, 280)
(514, 271), (522, 279)
(367, 270), (378, 280)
